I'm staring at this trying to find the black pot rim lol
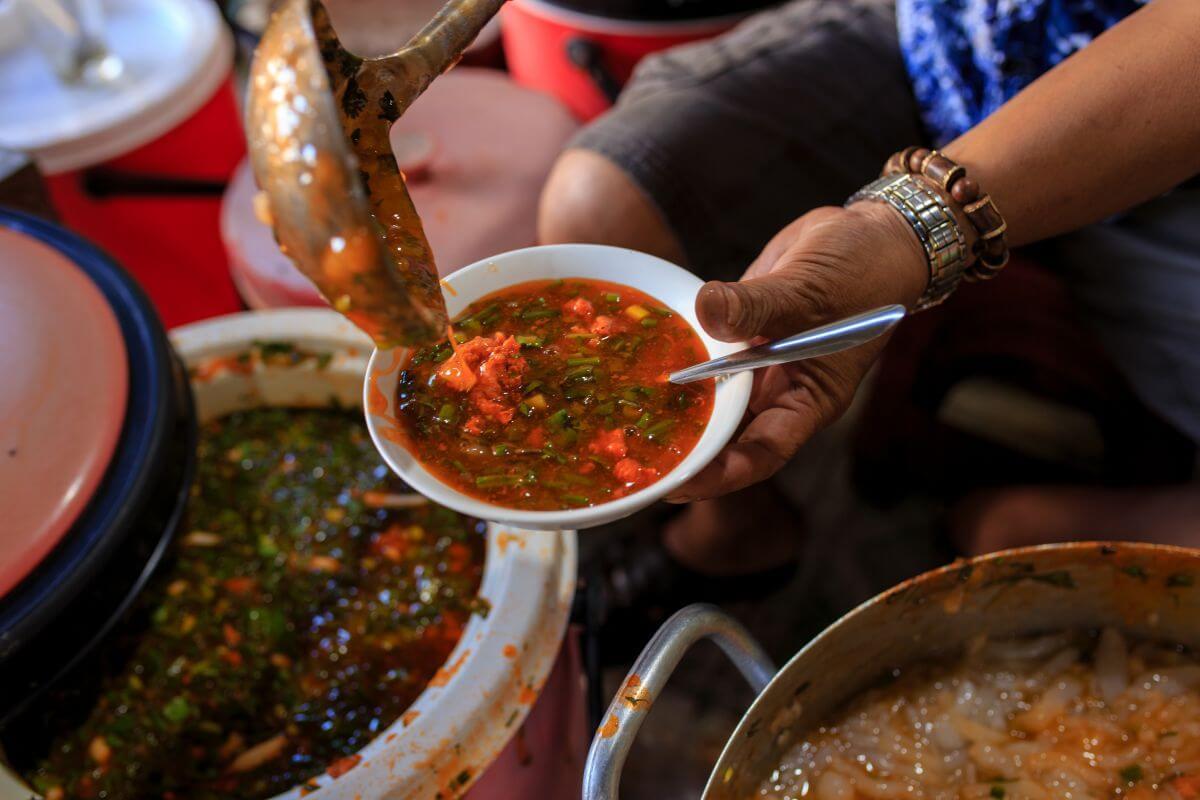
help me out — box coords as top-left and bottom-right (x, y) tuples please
(0, 210), (183, 662)
(0, 354), (196, 725)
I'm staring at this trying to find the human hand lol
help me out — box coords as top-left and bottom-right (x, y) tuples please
(667, 201), (929, 502)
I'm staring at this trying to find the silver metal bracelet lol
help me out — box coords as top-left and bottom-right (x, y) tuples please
(846, 173), (968, 310)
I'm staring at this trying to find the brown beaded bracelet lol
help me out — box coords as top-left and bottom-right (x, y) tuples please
(882, 147), (1010, 280)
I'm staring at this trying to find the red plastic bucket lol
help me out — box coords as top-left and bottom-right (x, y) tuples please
(45, 76), (244, 329)
(5, 0), (245, 328)
(502, 0), (755, 120)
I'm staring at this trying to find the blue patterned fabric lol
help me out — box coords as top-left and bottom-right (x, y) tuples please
(898, 0), (1146, 145)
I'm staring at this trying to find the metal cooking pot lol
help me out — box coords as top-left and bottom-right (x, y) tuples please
(584, 541), (1200, 799)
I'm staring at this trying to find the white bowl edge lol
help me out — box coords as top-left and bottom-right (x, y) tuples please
(365, 244), (753, 531)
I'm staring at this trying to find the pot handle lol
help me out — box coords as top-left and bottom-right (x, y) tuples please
(582, 603), (776, 800)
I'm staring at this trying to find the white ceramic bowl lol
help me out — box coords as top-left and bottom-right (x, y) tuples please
(365, 244), (753, 531)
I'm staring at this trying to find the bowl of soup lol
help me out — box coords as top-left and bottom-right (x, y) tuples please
(365, 243), (753, 530)
(583, 541), (1200, 800)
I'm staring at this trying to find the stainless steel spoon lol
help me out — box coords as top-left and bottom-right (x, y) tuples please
(668, 305), (906, 384)
(245, 0), (504, 348)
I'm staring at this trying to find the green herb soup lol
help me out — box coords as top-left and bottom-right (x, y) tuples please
(25, 409), (487, 800)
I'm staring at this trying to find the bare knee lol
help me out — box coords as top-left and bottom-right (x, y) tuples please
(538, 148), (686, 265)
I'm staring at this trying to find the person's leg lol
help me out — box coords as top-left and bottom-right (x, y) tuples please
(541, 0), (927, 576)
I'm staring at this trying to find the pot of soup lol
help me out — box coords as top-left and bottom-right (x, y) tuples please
(585, 541), (1200, 800)
(2, 308), (576, 800)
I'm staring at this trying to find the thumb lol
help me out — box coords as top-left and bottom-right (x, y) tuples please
(696, 273), (829, 342)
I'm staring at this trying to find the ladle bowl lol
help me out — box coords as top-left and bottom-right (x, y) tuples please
(245, 0), (505, 348)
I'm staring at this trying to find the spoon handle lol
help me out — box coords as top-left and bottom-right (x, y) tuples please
(402, 0), (505, 77)
(668, 305), (906, 385)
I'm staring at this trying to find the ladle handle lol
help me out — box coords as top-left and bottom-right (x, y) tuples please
(669, 304), (906, 385)
(401, 0), (505, 78)
(582, 604), (776, 800)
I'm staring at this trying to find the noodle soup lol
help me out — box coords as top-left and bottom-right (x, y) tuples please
(758, 629), (1200, 800)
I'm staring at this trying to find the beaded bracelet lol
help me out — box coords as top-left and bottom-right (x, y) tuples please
(883, 147), (1010, 281)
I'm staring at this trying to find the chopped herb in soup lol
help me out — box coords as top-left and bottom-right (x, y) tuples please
(25, 409), (486, 800)
(758, 629), (1200, 800)
(394, 279), (715, 510)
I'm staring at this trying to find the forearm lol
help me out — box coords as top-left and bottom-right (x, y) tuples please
(943, 0), (1200, 247)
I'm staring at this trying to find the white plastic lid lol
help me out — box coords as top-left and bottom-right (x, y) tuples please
(0, 0), (232, 174)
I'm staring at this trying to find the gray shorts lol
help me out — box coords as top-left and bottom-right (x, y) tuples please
(571, 0), (1200, 444)
(572, 0), (923, 281)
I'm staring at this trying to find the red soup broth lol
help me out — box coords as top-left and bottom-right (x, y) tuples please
(394, 279), (715, 510)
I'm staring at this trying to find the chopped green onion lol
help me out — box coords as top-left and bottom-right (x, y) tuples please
(594, 402), (615, 416)
(651, 306), (673, 317)
(563, 473), (594, 487)
(640, 317), (659, 328)
(163, 695), (191, 723)
(491, 444), (510, 456)
(548, 408), (570, 428)
(561, 494), (590, 506)
(458, 304), (498, 325)
(437, 403), (459, 424)
(645, 420), (676, 441)
(518, 402), (533, 417)
(567, 356), (601, 366)
(523, 380), (544, 395)
(475, 474), (523, 488)
(564, 385), (595, 400)
(563, 365), (595, 382)
(516, 335), (544, 347)
(520, 308), (559, 320)
(604, 292), (621, 303)
(635, 412), (652, 429)
(565, 332), (594, 340)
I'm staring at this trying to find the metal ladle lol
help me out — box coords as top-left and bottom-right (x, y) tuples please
(245, 0), (504, 348)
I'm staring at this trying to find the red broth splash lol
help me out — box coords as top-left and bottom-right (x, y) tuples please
(394, 279), (715, 511)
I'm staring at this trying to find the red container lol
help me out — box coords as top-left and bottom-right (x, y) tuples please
(4, 0), (245, 328)
(502, 0), (754, 120)
(45, 77), (245, 329)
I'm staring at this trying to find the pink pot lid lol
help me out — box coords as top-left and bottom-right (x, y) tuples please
(222, 67), (579, 308)
(0, 227), (129, 598)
